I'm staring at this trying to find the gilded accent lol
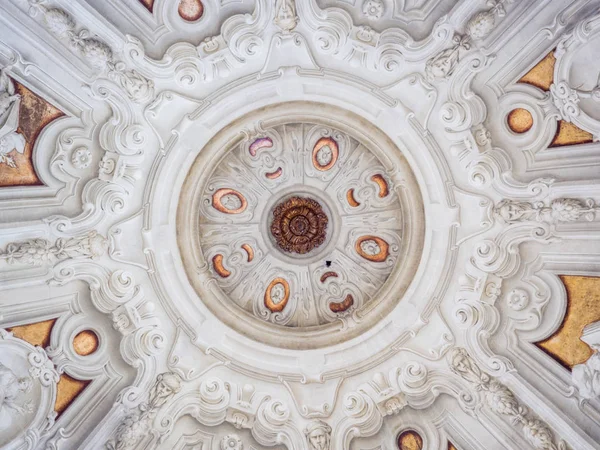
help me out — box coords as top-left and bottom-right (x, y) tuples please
(266, 167), (283, 179)
(320, 271), (338, 283)
(329, 294), (354, 313)
(550, 120), (594, 147)
(398, 430), (423, 450)
(517, 50), (593, 147)
(448, 443), (459, 450)
(249, 137), (273, 156)
(212, 188), (247, 214)
(507, 108), (533, 133)
(518, 51), (556, 91)
(0, 81), (63, 187)
(138, 0), (154, 12)
(178, 0), (204, 21)
(241, 244), (254, 262)
(8, 318), (57, 348)
(371, 174), (389, 197)
(212, 254), (231, 278)
(346, 188), (360, 207)
(264, 278), (290, 313)
(312, 137), (339, 171)
(55, 373), (90, 415)
(537, 276), (600, 370)
(73, 330), (99, 356)
(355, 236), (390, 263)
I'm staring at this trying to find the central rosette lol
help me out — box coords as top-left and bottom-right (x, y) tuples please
(270, 196), (328, 255)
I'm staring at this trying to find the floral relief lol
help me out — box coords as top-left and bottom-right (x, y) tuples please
(26, 1), (154, 103)
(362, 0), (384, 20)
(494, 198), (600, 224)
(449, 348), (568, 450)
(0, 231), (108, 266)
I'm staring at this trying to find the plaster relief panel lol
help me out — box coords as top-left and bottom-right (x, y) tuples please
(517, 48), (595, 147)
(0, 69), (63, 186)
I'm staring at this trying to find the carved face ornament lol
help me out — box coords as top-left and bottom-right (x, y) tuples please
(309, 429), (328, 450)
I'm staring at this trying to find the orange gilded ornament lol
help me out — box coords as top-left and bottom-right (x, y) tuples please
(178, 0), (203, 21)
(355, 236), (389, 262)
(212, 254), (231, 278)
(264, 278), (290, 312)
(329, 294), (354, 313)
(212, 188), (247, 214)
(346, 188), (360, 207)
(312, 137), (339, 171)
(371, 174), (389, 198)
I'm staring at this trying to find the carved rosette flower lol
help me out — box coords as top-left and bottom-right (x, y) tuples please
(220, 434), (244, 450)
(506, 288), (529, 311)
(71, 147), (92, 169)
(270, 196), (328, 255)
(362, 0), (384, 20)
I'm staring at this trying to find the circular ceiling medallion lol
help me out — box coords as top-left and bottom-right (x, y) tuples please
(178, 103), (424, 349)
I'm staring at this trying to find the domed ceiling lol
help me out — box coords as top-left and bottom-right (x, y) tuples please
(178, 106), (424, 347)
(0, 0), (600, 449)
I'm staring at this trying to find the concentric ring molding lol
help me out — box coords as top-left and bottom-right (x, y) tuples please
(177, 102), (425, 349)
(146, 68), (455, 377)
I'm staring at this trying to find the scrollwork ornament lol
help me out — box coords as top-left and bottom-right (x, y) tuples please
(27, 348), (59, 387)
(550, 82), (580, 122)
